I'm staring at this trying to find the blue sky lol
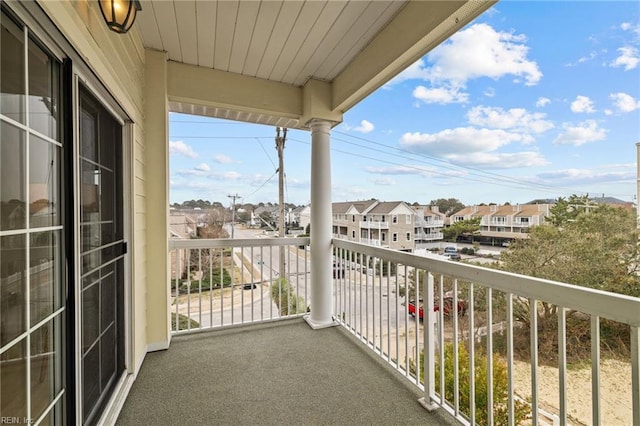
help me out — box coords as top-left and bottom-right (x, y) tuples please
(169, 1), (640, 207)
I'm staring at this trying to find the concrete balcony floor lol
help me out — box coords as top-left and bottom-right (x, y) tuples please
(116, 319), (456, 425)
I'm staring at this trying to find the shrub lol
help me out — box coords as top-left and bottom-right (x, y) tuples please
(419, 343), (529, 425)
(179, 268), (232, 293)
(270, 278), (308, 316)
(171, 313), (199, 331)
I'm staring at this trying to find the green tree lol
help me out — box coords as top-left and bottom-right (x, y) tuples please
(500, 203), (640, 361)
(443, 217), (481, 242)
(429, 198), (466, 216)
(546, 194), (592, 226)
(270, 278), (307, 316)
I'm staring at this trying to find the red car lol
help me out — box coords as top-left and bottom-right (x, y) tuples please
(408, 297), (467, 319)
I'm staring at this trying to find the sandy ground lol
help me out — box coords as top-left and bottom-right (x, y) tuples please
(513, 359), (632, 425)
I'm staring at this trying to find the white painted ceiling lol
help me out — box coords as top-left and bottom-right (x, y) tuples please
(135, 0), (493, 128)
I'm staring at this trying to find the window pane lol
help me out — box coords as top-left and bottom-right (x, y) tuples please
(30, 135), (60, 228)
(30, 231), (62, 326)
(1, 234), (26, 345)
(29, 38), (59, 139)
(1, 121), (26, 231)
(82, 283), (100, 353)
(30, 316), (63, 420)
(1, 339), (27, 418)
(0, 12), (25, 123)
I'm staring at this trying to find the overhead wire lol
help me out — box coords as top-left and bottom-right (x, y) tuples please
(168, 119), (632, 200)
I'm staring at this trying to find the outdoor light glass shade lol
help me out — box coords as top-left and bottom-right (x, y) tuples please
(98, 0), (141, 34)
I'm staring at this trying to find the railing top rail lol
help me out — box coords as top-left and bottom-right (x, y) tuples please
(169, 237), (310, 250)
(333, 238), (640, 327)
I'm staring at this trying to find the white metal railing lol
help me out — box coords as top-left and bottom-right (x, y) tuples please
(360, 238), (382, 247)
(415, 232), (444, 241)
(332, 239), (640, 426)
(168, 237), (310, 333)
(360, 220), (389, 229)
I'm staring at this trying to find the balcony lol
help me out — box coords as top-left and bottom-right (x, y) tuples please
(360, 220), (389, 229)
(119, 237), (640, 425)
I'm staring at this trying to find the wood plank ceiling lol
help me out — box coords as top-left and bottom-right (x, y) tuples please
(135, 0), (493, 128)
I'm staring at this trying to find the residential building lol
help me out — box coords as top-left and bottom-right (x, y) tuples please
(333, 200), (417, 251)
(450, 203), (552, 244)
(2, 2), (638, 426)
(412, 205), (446, 249)
(290, 205), (311, 231)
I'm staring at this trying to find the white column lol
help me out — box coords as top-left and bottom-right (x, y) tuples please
(305, 119), (336, 329)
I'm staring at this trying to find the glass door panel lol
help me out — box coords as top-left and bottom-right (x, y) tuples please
(78, 86), (124, 424)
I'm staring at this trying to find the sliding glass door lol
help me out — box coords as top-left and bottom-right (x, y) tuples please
(0, 8), (64, 424)
(78, 87), (125, 424)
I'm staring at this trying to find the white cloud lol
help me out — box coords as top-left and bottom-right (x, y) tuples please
(399, 127), (544, 169)
(570, 96), (596, 113)
(371, 177), (396, 186)
(388, 59), (430, 85)
(169, 140), (198, 159)
(621, 22), (633, 31)
(413, 86), (469, 105)
(552, 120), (607, 146)
(536, 97), (551, 108)
(214, 154), (234, 164)
(364, 165), (465, 179)
(537, 168), (635, 185)
(194, 163), (210, 172)
(483, 87), (496, 98)
(354, 119), (375, 134)
(610, 46), (639, 70)
(445, 151), (548, 168)
(610, 92), (640, 113)
(466, 106), (554, 134)
(424, 23), (542, 86)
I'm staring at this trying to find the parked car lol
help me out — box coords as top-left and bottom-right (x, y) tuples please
(408, 296), (467, 319)
(444, 246), (458, 254)
(443, 252), (461, 261)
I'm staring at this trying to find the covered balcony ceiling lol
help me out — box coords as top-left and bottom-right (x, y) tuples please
(136, 0), (495, 129)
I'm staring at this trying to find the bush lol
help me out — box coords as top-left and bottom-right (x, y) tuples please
(461, 247), (475, 255)
(420, 343), (529, 425)
(171, 313), (200, 331)
(270, 278), (308, 316)
(179, 268), (232, 293)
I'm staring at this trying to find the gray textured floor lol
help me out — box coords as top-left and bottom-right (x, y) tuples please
(116, 319), (456, 425)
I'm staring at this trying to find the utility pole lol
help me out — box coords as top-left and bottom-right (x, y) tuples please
(276, 127), (287, 277)
(227, 193), (241, 239)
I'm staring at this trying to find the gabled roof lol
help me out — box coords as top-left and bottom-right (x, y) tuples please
(368, 201), (412, 215)
(333, 200), (378, 214)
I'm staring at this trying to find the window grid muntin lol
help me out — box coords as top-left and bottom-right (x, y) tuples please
(0, 10), (64, 424)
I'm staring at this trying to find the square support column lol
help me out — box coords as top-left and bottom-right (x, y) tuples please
(144, 49), (171, 350)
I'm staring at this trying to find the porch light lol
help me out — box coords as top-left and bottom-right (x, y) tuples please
(98, 0), (141, 34)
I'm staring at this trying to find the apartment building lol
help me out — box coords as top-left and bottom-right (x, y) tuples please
(332, 200), (423, 252)
(412, 205), (446, 249)
(450, 203), (552, 244)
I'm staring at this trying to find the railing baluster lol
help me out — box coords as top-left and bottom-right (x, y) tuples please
(632, 325), (640, 425)
(420, 272), (436, 410)
(558, 306), (567, 426)
(404, 264), (409, 378)
(591, 315), (600, 425)
(453, 279), (459, 416)
(198, 249), (202, 327)
(415, 269), (421, 386)
(260, 246), (264, 321)
(530, 298), (538, 425)
(209, 249), (213, 328)
(438, 275), (444, 406)
(395, 262), (400, 370)
(469, 283), (475, 424)
(187, 249), (191, 331)
(507, 293), (514, 426)
(487, 287), (493, 426)
(387, 260), (391, 362)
